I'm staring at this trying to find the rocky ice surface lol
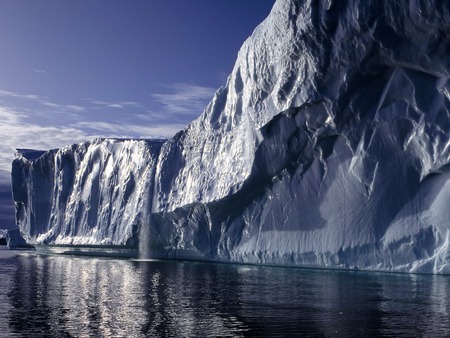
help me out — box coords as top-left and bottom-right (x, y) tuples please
(12, 0), (450, 273)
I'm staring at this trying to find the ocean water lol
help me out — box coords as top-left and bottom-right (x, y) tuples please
(1, 248), (450, 337)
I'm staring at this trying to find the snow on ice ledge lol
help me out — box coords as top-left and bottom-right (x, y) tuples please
(11, 0), (450, 274)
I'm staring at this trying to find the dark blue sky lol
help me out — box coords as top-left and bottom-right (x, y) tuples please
(0, 0), (275, 229)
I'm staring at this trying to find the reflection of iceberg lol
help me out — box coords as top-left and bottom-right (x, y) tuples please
(6, 256), (450, 336)
(11, 0), (450, 273)
(7, 256), (250, 336)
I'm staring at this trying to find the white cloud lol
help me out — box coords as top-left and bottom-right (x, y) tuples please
(0, 89), (41, 101)
(120, 101), (145, 108)
(41, 101), (86, 112)
(108, 104), (124, 109)
(151, 83), (216, 115)
(0, 106), (90, 184)
(0, 89), (86, 113)
(88, 100), (146, 110)
(90, 100), (123, 109)
(0, 107), (25, 124)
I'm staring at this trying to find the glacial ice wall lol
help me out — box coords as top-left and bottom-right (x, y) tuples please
(12, 0), (450, 273)
(12, 139), (164, 245)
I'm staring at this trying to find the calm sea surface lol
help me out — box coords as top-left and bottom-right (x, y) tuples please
(1, 247), (450, 337)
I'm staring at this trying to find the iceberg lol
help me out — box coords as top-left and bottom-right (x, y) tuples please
(0, 228), (7, 245)
(11, 0), (450, 273)
(6, 228), (31, 248)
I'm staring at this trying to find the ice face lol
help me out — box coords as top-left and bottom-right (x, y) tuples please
(11, 0), (450, 273)
(6, 228), (29, 248)
(12, 139), (164, 245)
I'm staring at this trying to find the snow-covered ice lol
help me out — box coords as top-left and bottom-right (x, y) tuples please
(11, 0), (450, 273)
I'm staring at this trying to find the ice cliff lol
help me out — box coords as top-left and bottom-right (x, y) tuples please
(12, 0), (450, 273)
(12, 139), (164, 245)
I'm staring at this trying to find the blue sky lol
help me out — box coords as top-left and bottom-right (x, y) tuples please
(0, 0), (275, 228)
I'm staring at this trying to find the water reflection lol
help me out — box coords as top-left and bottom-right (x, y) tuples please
(2, 250), (450, 336)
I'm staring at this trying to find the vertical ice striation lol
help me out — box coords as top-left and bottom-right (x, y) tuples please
(12, 139), (164, 245)
(11, 0), (450, 273)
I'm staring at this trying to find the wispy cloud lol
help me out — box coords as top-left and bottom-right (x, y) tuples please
(0, 106), (25, 124)
(0, 89), (86, 113)
(0, 106), (90, 184)
(87, 99), (147, 111)
(151, 83), (215, 115)
(41, 101), (86, 112)
(0, 89), (41, 101)
(90, 100), (124, 109)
